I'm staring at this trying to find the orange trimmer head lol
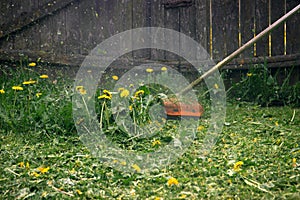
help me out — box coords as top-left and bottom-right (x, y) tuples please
(162, 98), (204, 119)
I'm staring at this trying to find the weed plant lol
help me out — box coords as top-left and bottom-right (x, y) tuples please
(227, 63), (300, 107)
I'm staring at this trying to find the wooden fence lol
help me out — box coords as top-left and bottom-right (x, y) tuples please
(0, 0), (299, 72)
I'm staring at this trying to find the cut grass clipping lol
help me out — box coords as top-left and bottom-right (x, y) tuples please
(0, 62), (299, 199)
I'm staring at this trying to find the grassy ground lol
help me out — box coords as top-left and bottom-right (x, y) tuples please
(0, 63), (299, 199)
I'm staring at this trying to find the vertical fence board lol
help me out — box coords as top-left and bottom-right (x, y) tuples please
(240, 0), (255, 58)
(195, 0), (208, 52)
(65, 1), (80, 56)
(39, 0), (54, 55)
(51, 8), (67, 57)
(132, 0), (150, 60)
(179, 5), (197, 61)
(255, 0), (268, 57)
(286, 1), (300, 55)
(164, 7), (180, 61)
(270, 0), (285, 56)
(151, 0), (166, 60)
(211, 0), (239, 60)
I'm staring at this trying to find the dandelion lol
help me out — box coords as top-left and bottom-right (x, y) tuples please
(112, 75), (119, 80)
(19, 162), (25, 168)
(23, 80), (36, 85)
(134, 90), (144, 98)
(40, 74), (49, 79)
(197, 125), (205, 131)
(275, 121), (279, 126)
(121, 161), (127, 166)
(0, 89), (5, 94)
(37, 166), (50, 174)
(26, 162), (30, 169)
(76, 189), (83, 195)
(120, 89), (130, 98)
(36, 93), (42, 98)
(76, 86), (86, 95)
(154, 197), (162, 200)
(167, 177), (179, 186)
(98, 89), (112, 100)
(247, 73), (253, 77)
(28, 62), (36, 67)
(292, 158), (297, 168)
(233, 161), (243, 172)
(146, 68), (153, 73)
(31, 171), (40, 177)
(129, 105), (133, 111)
(214, 83), (219, 89)
(152, 140), (161, 147)
(161, 66), (167, 71)
(132, 164), (141, 173)
(12, 86), (23, 91)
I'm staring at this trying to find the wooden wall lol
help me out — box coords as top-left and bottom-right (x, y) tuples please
(0, 0), (299, 70)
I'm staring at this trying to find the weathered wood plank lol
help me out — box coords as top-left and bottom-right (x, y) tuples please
(255, 0), (268, 57)
(164, 6), (180, 61)
(132, 0), (150, 60)
(179, 4), (197, 61)
(151, 0), (166, 60)
(270, 0), (285, 56)
(286, 1), (300, 55)
(240, 0), (255, 57)
(195, 0), (208, 52)
(210, 0), (239, 60)
(0, 0), (77, 40)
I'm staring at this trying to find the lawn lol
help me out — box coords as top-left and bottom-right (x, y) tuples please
(0, 62), (299, 199)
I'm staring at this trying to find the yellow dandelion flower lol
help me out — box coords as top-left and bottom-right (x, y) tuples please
(132, 164), (141, 173)
(134, 90), (144, 97)
(0, 89), (4, 94)
(23, 80), (36, 85)
(146, 68), (153, 73)
(167, 177), (179, 186)
(214, 83), (219, 89)
(37, 166), (50, 174)
(26, 162), (30, 169)
(292, 158), (297, 168)
(41, 191), (48, 198)
(98, 89), (112, 100)
(39, 74), (49, 79)
(152, 140), (161, 147)
(19, 162), (25, 168)
(76, 189), (83, 195)
(233, 161), (243, 172)
(247, 73), (253, 77)
(12, 86), (23, 91)
(121, 161), (127, 166)
(76, 86), (84, 90)
(36, 92), (42, 98)
(28, 62), (36, 67)
(120, 89), (130, 98)
(129, 105), (133, 111)
(275, 121), (279, 126)
(31, 171), (40, 177)
(161, 66), (167, 71)
(197, 125), (205, 131)
(154, 197), (163, 200)
(78, 88), (87, 95)
(69, 168), (76, 174)
(112, 75), (119, 80)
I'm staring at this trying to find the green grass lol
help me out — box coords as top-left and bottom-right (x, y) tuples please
(0, 63), (299, 199)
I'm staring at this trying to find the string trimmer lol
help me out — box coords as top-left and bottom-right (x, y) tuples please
(162, 4), (300, 118)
